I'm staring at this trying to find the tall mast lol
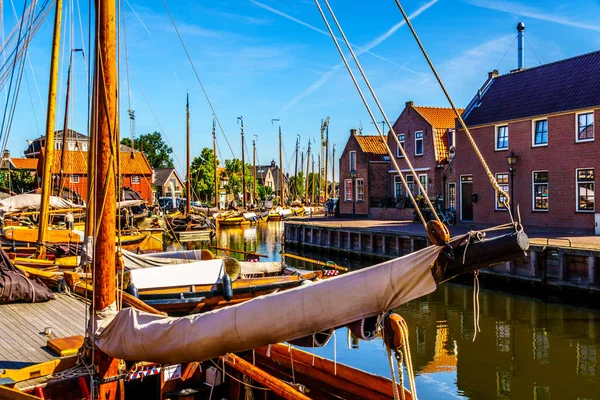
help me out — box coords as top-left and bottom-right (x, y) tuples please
(36, 0), (64, 258)
(331, 144), (336, 198)
(305, 138), (311, 203)
(293, 135), (299, 200)
(212, 118), (218, 208)
(186, 91), (191, 215)
(93, 0), (119, 397)
(253, 136), (257, 205)
(311, 155), (315, 204)
(238, 116), (246, 209)
(324, 121), (329, 204)
(58, 52), (73, 195)
(320, 119), (325, 205)
(317, 154), (321, 204)
(279, 126), (284, 207)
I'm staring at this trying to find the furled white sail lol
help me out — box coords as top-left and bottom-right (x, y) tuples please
(95, 243), (441, 364)
(0, 193), (83, 213)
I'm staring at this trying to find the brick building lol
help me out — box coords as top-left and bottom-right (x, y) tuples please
(374, 102), (462, 219)
(453, 50), (600, 231)
(37, 147), (154, 202)
(338, 129), (388, 217)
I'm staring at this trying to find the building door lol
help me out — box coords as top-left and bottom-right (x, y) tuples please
(461, 176), (473, 221)
(447, 183), (456, 211)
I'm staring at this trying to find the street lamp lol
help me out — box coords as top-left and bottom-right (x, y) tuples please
(350, 168), (357, 219)
(506, 151), (518, 216)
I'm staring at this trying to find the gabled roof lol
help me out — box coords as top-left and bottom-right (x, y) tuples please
(413, 106), (463, 129)
(463, 50), (600, 127)
(10, 158), (38, 170)
(354, 135), (387, 155)
(154, 168), (183, 186)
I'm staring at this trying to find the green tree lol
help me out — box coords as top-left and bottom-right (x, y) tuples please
(288, 171), (304, 200)
(121, 131), (174, 169)
(0, 170), (35, 193)
(307, 172), (321, 202)
(190, 148), (219, 203)
(224, 159), (252, 201)
(256, 183), (274, 201)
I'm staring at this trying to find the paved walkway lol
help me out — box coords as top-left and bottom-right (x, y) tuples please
(287, 217), (600, 250)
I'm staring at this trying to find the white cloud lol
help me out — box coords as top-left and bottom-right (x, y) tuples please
(465, 0), (600, 32)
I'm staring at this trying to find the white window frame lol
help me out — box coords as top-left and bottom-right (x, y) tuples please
(70, 175), (80, 184)
(355, 178), (364, 202)
(495, 125), (509, 151)
(349, 151), (356, 172)
(396, 134), (405, 158)
(414, 131), (424, 156)
(394, 175), (403, 199)
(576, 110), (594, 143)
(344, 179), (353, 201)
(576, 168), (595, 212)
(447, 182), (456, 211)
(131, 175), (141, 184)
(494, 172), (509, 211)
(418, 174), (427, 196)
(406, 174), (414, 195)
(532, 170), (549, 212)
(532, 118), (548, 147)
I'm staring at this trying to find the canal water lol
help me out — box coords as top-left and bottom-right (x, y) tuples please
(209, 222), (600, 399)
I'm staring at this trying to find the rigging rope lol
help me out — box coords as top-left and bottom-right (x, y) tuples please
(160, 0), (235, 159)
(313, 0), (428, 229)
(393, 0), (511, 211)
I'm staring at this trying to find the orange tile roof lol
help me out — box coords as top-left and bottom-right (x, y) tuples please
(354, 134), (388, 155)
(413, 106), (463, 129)
(45, 150), (152, 175)
(434, 128), (450, 162)
(11, 158), (38, 170)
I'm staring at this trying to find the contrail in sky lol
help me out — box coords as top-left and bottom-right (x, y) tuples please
(276, 0), (438, 113)
(250, 0), (433, 76)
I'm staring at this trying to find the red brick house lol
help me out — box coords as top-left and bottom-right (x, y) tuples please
(368, 102), (462, 219)
(36, 147), (154, 202)
(338, 129), (387, 217)
(453, 50), (600, 231)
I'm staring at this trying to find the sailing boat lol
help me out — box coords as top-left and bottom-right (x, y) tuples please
(267, 121), (292, 221)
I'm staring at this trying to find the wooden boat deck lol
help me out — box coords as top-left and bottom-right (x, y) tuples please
(0, 294), (87, 371)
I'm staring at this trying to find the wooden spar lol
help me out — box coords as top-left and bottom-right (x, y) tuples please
(239, 116), (246, 209)
(222, 353), (311, 400)
(208, 245), (267, 258)
(93, 0), (118, 397)
(252, 137), (257, 204)
(280, 252), (348, 271)
(324, 122), (329, 204)
(186, 91), (191, 216)
(36, 0), (63, 259)
(58, 53), (72, 195)
(212, 118), (218, 208)
(311, 156), (315, 204)
(279, 126), (284, 206)
(331, 144), (335, 198)
(304, 138), (310, 203)
(0, 385), (43, 400)
(293, 135), (298, 200)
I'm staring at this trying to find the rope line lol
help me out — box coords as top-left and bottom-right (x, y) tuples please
(313, 0), (428, 229)
(393, 0), (510, 210)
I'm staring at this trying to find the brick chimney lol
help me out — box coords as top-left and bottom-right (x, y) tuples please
(350, 128), (357, 136)
(405, 101), (414, 109)
(2, 149), (9, 159)
(488, 70), (499, 80)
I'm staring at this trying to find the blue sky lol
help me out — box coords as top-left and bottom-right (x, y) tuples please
(5, 0), (600, 179)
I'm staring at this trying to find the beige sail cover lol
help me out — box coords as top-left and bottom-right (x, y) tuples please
(0, 193), (83, 213)
(95, 244), (441, 364)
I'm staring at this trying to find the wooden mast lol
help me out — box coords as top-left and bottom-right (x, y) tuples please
(36, 0), (63, 258)
(93, 0), (119, 397)
(252, 137), (257, 205)
(324, 121), (329, 204)
(212, 118), (218, 208)
(293, 135), (298, 200)
(58, 52), (72, 195)
(238, 116), (246, 209)
(331, 143), (336, 198)
(305, 138), (310, 203)
(279, 126), (284, 207)
(185, 91), (191, 215)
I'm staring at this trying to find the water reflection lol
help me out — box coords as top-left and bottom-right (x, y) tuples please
(193, 222), (600, 399)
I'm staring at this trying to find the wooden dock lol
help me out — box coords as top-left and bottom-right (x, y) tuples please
(284, 219), (600, 294)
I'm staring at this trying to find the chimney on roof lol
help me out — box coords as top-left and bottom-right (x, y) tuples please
(517, 22), (525, 70)
(405, 101), (414, 109)
(2, 149), (9, 159)
(488, 70), (499, 80)
(350, 128), (357, 136)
